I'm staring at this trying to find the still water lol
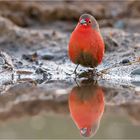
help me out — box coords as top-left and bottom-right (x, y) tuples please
(0, 112), (139, 139)
(0, 80), (139, 139)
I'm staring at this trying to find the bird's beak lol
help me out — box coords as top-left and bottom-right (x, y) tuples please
(80, 19), (87, 25)
(80, 128), (91, 137)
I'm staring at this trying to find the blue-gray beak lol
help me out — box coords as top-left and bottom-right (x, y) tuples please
(80, 19), (87, 25)
(80, 128), (91, 137)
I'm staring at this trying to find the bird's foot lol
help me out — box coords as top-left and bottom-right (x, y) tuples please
(78, 68), (97, 79)
(64, 69), (79, 77)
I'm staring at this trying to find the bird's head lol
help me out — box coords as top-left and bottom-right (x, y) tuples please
(78, 13), (99, 31)
(80, 127), (91, 137)
(80, 121), (100, 138)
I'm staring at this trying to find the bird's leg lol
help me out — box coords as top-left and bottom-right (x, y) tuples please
(90, 68), (98, 78)
(74, 64), (79, 74)
(74, 77), (80, 87)
(64, 64), (79, 76)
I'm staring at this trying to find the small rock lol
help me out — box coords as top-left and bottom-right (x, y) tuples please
(120, 59), (130, 64)
(41, 53), (54, 60)
(0, 51), (14, 69)
(131, 68), (140, 75)
(22, 52), (38, 62)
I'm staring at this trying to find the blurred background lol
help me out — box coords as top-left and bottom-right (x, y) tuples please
(0, 0), (140, 32)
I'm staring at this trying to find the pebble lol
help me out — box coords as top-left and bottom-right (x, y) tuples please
(120, 59), (130, 64)
(131, 68), (140, 75)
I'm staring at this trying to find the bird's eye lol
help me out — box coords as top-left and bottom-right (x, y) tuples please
(88, 20), (91, 24)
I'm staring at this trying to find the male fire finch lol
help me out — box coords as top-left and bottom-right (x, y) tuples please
(68, 13), (104, 72)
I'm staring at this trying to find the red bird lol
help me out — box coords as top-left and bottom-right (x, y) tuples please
(68, 13), (104, 72)
(69, 83), (104, 137)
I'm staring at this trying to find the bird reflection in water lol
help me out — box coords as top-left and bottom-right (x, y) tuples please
(68, 80), (105, 137)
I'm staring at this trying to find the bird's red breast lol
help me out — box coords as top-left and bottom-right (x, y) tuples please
(68, 14), (104, 68)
